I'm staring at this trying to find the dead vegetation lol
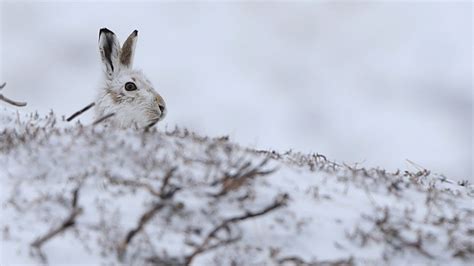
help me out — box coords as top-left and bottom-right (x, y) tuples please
(1, 112), (473, 265)
(184, 193), (288, 265)
(31, 185), (83, 263)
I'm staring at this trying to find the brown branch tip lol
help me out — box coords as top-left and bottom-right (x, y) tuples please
(0, 83), (27, 107)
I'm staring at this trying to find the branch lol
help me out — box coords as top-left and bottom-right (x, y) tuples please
(66, 102), (95, 122)
(30, 186), (83, 262)
(0, 82), (27, 107)
(373, 208), (434, 259)
(277, 256), (354, 266)
(104, 168), (178, 199)
(185, 193), (289, 265)
(92, 112), (115, 125)
(213, 158), (276, 197)
(159, 167), (178, 199)
(117, 202), (165, 260)
(116, 168), (178, 260)
(104, 173), (161, 197)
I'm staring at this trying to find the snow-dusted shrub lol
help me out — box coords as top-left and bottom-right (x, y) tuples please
(1, 111), (472, 265)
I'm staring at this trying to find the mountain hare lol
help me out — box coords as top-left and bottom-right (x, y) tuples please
(95, 28), (166, 128)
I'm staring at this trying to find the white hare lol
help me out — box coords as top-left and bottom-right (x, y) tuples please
(95, 28), (166, 128)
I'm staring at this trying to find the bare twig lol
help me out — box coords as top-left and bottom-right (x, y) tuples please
(117, 202), (165, 260)
(277, 256), (354, 266)
(213, 158), (276, 197)
(0, 82), (27, 107)
(0, 95), (27, 107)
(117, 168), (178, 260)
(31, 186), (83, 261)
(104, 168), (178, 199)
(372, 208), (434, 259)
(405, 159), (427, 172)
(185, 194), (289, 265)
(66, 102), (95, 122)
(31, 208), (82, 248)
(159, 167), (178, 199)
(92, 112), (115, 125)
(104, 172), (161, 197)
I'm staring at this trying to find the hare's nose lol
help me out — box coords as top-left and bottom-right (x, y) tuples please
(155, 95), (164, 106)
(159, 104), (166, 113)
(155, 95), (166, 114)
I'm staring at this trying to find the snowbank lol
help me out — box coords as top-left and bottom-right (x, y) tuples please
(1, 110), (472, 265)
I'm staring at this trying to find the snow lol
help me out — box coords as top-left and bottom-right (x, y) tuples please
(1, 110), (472, 265)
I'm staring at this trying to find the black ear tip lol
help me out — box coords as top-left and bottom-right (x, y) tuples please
(100, 28), (114, 36)
(132, 30), (138, 36)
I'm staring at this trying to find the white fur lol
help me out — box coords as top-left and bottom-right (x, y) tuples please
(95, 28), (166, 128)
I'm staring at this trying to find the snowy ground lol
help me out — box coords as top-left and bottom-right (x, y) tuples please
(1, 1), (472, 181)
(1, 110), (472, 265)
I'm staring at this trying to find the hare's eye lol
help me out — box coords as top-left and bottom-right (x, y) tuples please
(125, 82), (137, 91)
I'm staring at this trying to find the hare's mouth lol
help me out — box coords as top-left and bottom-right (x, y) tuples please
(147, 118), (160, 127)
(147, 115), (163, 127)
(146, 107), (165, 127)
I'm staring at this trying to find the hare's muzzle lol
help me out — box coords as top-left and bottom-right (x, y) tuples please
(146, 95), (166, 127)
(155, 95), (166, 116)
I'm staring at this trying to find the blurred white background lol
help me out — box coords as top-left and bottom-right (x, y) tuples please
(0, 1), (472, 180)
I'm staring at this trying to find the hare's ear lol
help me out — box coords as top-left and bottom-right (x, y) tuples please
(120, 30), (138, 69)
(99, 28), (121, 78)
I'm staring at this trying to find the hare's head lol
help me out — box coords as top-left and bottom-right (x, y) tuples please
(95, 28), (166, 128)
